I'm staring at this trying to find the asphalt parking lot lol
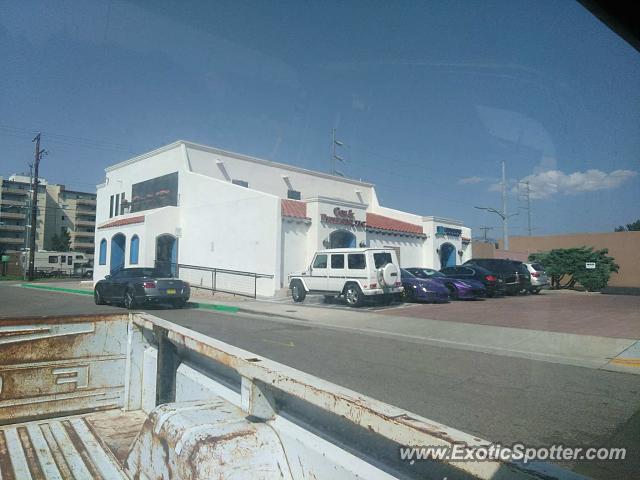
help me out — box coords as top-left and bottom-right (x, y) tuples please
(386, 289), (640, 338)
(261, 288), (640, 339)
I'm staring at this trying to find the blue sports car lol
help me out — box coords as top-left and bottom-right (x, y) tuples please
(406, 268), (486, 300)
(399, 269), (449, 303)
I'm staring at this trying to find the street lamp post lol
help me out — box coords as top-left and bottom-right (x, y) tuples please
(474, 206), (518, 250)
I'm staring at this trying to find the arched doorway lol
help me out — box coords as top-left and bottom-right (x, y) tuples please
(329, 230), (356, 248)
(110, 233), (126, 274)
(156, 234), (177, 276)
(439, 242), (456, 269)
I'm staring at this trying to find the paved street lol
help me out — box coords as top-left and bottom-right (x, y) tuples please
(1, 283), (639, 478)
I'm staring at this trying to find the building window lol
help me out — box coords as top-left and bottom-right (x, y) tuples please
(114, 194), (120, 217)
(109, 195), (114, 218)
(99, 239), (107, 265)
(67, 256), (73, 265)
(287, 189), (301, 200)
(48, 256), (57, 264)
(232, 179), (249, 188)
(348, 253), (366, 269)
(120, 192), (126, 215)
(131, 172), (179, 213)
(130, 235), (139, 265)
(330, 254), (344, 269)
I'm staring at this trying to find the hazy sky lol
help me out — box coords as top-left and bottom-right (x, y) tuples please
(1, 0), (638, 236)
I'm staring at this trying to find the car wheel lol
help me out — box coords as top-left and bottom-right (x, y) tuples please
(94, 287), (105, 305)
(344, 283), (363, 307)
(446, 284), (458, 300)
(291, 281), (306, 302)
(400, 286), (414, 302)
(124, 289), (137, 310)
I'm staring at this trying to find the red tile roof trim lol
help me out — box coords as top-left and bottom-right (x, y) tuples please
(366, 212), (423, 235)
(281, 199), (310, 220)
(98, 215), (145, 229)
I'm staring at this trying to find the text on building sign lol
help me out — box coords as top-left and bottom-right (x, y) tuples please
(321, 207), (366, 227)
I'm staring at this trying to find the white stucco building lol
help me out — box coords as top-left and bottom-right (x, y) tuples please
(93, 141), (471, 296)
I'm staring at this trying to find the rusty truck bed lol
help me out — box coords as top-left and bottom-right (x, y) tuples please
(0, 409), (146, 479)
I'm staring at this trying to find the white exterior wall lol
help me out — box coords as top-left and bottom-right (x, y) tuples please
(306, 197), (367, 253)
(178, 171), (281, 296)
(281, 221), (311, 287)
(366, 233), (425, 268)
(422, 218), (473, 269)
(185, 144), (374, 205)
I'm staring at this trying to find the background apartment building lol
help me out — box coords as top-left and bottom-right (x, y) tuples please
(0, 175), (96, 256)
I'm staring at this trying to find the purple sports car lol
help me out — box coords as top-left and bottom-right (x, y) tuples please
(400, 269), (449, 303)
(406, 268), (486, 300)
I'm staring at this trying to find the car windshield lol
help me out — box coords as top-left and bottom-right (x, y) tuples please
(531, 263), (545, 272)
(422, 269), (445, 278)
(400, 269), (415, 279)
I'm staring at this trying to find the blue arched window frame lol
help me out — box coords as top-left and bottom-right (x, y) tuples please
(130, 235), (140, 265)
(99, 239), (107, 265)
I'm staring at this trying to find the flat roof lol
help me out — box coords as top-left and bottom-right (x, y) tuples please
(105, 140), (375, 188)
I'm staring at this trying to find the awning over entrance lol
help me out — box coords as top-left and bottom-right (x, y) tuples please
(365, 213), (424, 236)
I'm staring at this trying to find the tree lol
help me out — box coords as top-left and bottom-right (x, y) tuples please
(529, 247), (619, 291)
(49, 229), (71, 252)
(615, 219), (640, 232)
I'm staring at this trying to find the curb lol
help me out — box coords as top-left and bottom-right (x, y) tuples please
(17, 283), (244, 314)
(189, 302), (239, 313)
(19, 283), (93, 296)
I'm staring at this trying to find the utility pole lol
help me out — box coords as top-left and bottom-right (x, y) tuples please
(524, 181), (532, 236)
(516, 180), (533, 236)
(475, 160), (517, 251)
(479, 227), (494, 242)
(501, 160), (508, 250)
(331, 128), (344, 176)
(28, 133), (46, 281)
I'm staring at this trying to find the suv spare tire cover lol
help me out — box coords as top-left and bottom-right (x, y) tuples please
(379, 263), (399, 287)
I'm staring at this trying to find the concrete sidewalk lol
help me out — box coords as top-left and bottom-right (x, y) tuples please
(14, 281), (640, 374)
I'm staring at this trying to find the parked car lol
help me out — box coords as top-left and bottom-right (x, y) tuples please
(515, 261), (532, 293)
(288, 248), (403, 307)
(439, 264), (505, 297)
(94, 267), (191, 309)
(524, 262), (549, 294)
(399, 269), (449, 303)
(462, 259), (529, 295)
(405, 267), (486, 299)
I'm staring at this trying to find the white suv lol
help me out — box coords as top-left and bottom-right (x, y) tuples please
(288, 248), (403, 307)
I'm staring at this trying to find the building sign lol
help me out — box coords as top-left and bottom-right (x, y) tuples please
(436, 225), (462, 237)
(131, 172), (179, 213)
(585, 262), (596, 269)
(321, 207), (366, 227)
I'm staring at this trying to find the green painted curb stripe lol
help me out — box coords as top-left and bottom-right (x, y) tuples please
(192, 302), (239, 313)
(18, 284), (240, 312)
(19, 284), (93, 296)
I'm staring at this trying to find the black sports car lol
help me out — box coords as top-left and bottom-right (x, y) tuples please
(94, 267), (190, 309)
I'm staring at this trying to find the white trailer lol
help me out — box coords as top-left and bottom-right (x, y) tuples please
(20, 249), (92, 276)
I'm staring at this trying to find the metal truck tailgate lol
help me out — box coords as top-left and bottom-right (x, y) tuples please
(0, 413), (129, 480)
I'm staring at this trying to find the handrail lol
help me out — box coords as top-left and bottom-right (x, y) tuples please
(176, 263), (274, 279)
